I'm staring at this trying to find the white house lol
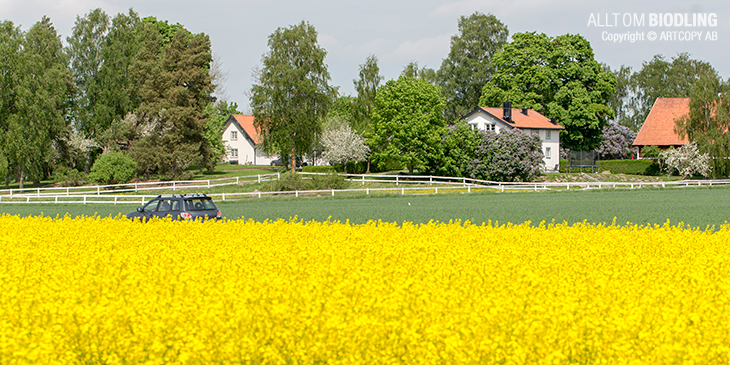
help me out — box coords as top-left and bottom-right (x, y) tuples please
(461, 102), (565, 172)
(221, 114), (277, 165)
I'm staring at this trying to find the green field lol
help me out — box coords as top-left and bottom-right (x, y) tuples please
(2, 187), (730, 228)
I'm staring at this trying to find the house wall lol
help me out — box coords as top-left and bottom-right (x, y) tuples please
(464, 112), (561, 172)
(221, 123), (277, 165)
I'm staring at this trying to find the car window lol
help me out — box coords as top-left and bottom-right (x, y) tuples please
(158, 200), (172, 212)
(144, 200), (159, 212)
(170, 200), (180, 211)
(186, 198), (215, 211)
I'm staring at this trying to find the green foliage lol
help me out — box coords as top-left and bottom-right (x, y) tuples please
(5, 17), (73, 187)
(302, 165), (337, 173)
(263, 172), (347, 191)
(629, 53), (717, 131)
(370, 76), (446, 175)
(598, 159), (660, 175)
(51, 166), (87, 186)
(425, 120), (481, 177)
(467, 129), (544, 182)
(352, 55), (382, 136)
(401, 61), (437, 85)
(204, 101), (241, 163)
(641, 146), (662, 159)
(250, 21), (334, 174)
(604, 64), (636, 130)
(674, 71), (730, 177)
(438, 12), (509, 120)
(88, 151), (136, 185)
(480, 32), (616, 151)
(131, 24), (215, 179)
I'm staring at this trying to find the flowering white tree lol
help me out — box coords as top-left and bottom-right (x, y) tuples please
(321, 124), (369, 173)
(660, 142), (711, 178)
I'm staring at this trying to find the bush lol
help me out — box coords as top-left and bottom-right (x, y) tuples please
(661, 142), (711, 178)
(466, 129), (544, 182)
(641, 145), (662, 159)
(263, 172), (348, 192)
(88, 152), (137, 185)
(302, 165), (338, 173)
(52, 167), (87, 187)
(559, 159), (660, 175)
(599, 159), (660, 175)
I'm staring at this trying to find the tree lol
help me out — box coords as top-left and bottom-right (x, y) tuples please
(596, 123), (637, 160)
(438, 12), (509, 120)
(250, 21), (334, 174)
(370, 76), (446, 175)
(321, 124), (370, 173)
(604, 64), (638, 130)
(401, 61), (437, 84)
(66, 8), (110, 172)
(675, 71), (730, 177)
(466, 129), (544, 182)
(480, 32), (616, 151)
(425, 120), (481, 177)
(352, 55), (382, 135)
(0, 21), (23, 187)
(630, 53), (716, 131)
(5, 17), (72, 188)
(130, 24), (215, 179)
(95, 9), (142, 149)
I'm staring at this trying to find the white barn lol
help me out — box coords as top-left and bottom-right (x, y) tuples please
(462, 103), (565, 172)
(221, 114), (277, 165)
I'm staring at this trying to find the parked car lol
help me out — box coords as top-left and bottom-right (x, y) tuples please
(126, 194), (222, 221)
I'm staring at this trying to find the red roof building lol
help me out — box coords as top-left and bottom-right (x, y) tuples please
(632, 98), (690, 156)
(462, 103), (565, 172)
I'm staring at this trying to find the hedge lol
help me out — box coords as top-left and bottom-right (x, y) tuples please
(558, 159), (660, 175)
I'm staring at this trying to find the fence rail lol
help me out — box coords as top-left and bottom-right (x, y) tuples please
(1, 172), (728, 205)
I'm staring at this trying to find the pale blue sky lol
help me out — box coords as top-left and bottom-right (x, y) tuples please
(2, 0), (728, 111)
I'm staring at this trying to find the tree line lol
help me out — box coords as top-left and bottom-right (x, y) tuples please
(0, 9), (235, 188)
(1, 10), (726, 187)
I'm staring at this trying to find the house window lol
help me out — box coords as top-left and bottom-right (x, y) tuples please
(545, 147), (551, 158)
(486, 124), (495, 132)
(231, 148), (238, 158)
(231, 131), (238, 141)
(546, 130), (551, 140)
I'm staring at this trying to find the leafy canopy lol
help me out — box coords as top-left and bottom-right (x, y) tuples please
(480, 32), (616, 151)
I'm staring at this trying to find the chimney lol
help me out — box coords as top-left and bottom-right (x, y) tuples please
(503, 101), (512, 122)
(521, 108), (528, 115)
(550, 117), (557, 124)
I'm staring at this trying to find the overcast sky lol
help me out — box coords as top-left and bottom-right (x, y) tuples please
(2, 0), (728, 112)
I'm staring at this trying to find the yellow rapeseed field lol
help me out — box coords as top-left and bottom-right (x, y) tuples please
(1, 214), (729, 364)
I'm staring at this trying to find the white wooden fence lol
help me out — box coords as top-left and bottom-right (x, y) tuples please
(0, 172), (728, 205)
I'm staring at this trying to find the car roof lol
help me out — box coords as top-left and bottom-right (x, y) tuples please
(155, 193), (210, 199)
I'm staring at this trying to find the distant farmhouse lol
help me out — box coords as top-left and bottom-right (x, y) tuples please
(633, 98), (690, 157)
(221, 115), (277, 165)
(462, 102), (565, 172)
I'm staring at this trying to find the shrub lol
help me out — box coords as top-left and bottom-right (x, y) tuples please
(88, 152), (137, 185)
(52, 167), (87, 187)
(599, 159), (660, 175)
(661, 142), (711, 178)
(263, 172), (348, 192)
(596, 123), (637, 159)
(641, 145), (662, 158)
(466, 129), (544, 182)
(302, 165), (337, 173)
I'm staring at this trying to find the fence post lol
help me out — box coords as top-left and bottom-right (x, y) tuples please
(296, 191), (299, 198)
(278, 172), (280, 180)
(435, 187), (438, 194)
(463, 178), (466, 187)
(258, 174), (261, 183)
(396, 176), (399, 186)
(500, 184), (503, 192)
(37, 188), (40, 197)
(208, 180), (211, 188)
(97, 186), (100, 195)
(84, 196), (87, 204)
(366, 188), (369, 195)
(468, 186), (471, 193)
(67, 187), (69, 196)
(135, 183), (138, 193)
(236, 176), (240, 184)
(331, 189), (335, 197)
(401, 187), (404, 195)
(362, 175), (365, 185)
(258, 191), (261, 198)
(222, 194), (226, 201)
(55, 196), (58, 204)
(429, 176), (433, 185)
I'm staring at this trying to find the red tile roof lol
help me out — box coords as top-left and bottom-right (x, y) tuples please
(478, 107), (565, 130)
(632, 98), (689, 147)
(229, 115), (262, 145)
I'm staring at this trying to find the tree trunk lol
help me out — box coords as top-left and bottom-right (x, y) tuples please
(366, 158), (370, 174)
(291, 146), (296, 174)
(344, 160), (348, 174)
(19, 167), (24, 190)
(85, 150), (92, 174)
